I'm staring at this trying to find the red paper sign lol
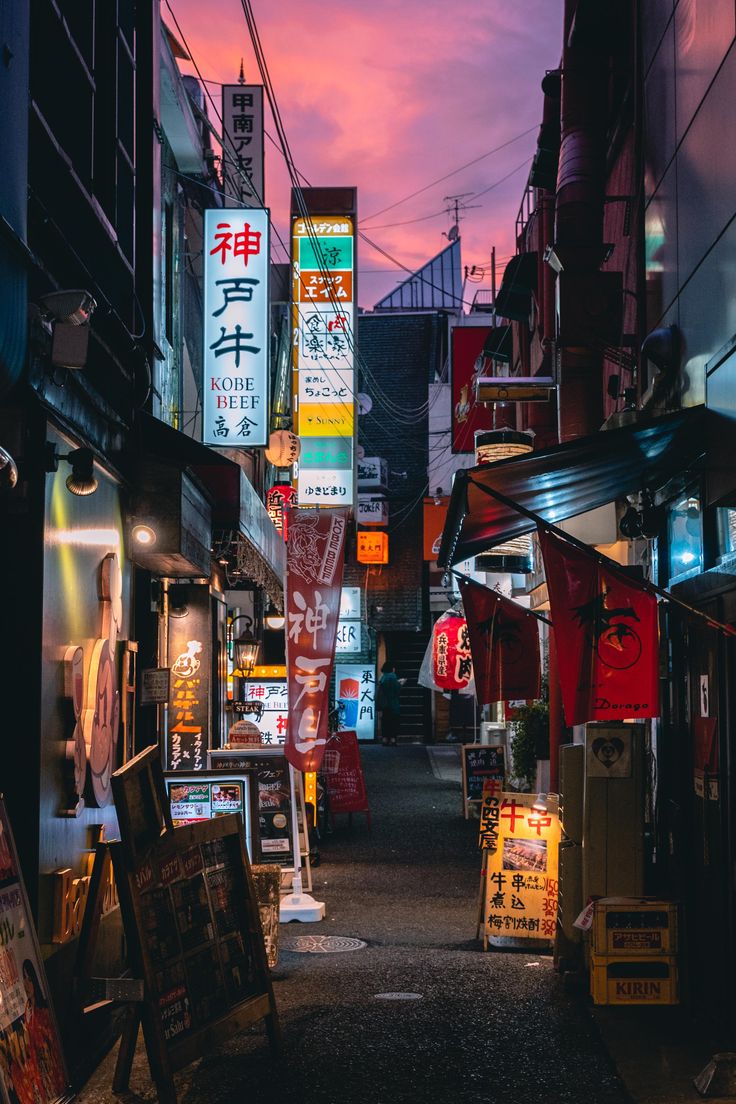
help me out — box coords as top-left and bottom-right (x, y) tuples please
(539, 528), (660, 726)
(432, 609), (472, 690)
(459, 577), (541, 704)
(324, 731), (370, 815)
(285, 508), (348, 772)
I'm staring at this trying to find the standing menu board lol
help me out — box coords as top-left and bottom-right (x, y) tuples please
(461, 744), (505, 819)
(110, 749), (279, 1103)
(0, 799), (72, 1104)
(208, 749), (311, 891)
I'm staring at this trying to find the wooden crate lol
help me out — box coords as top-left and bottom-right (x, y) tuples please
(590, 953), (679, 1005)
(592, 899), (678, 956)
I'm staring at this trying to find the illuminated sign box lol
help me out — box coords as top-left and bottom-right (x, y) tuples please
(357, 530), (388, 564)
(357, 457), (388, 490)
(357, 495), (388, 526)
(475, 377), (556, 403)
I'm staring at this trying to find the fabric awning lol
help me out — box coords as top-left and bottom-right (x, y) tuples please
(438, 406), (708, 568)
(495, 252), (537, 321)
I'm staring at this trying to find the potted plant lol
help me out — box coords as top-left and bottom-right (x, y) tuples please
(509, 679), (550, 791)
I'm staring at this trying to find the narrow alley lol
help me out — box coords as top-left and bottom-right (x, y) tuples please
(80, 747), (629, 1104)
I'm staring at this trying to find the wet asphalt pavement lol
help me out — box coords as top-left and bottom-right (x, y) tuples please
(80, 745), (631, 1104)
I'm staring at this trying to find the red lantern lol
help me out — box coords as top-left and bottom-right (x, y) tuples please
(266, 482), (296, 542)
(432, 609), (472, 691)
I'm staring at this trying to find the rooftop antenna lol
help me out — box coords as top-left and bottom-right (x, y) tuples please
(443, 192), (480, 241)
(238, 57), (246, 85)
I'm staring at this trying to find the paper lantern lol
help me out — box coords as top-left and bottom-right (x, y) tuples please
(265, 430), (300, 468)
(432, 609), (472, 691)
(474, 429), (534, 573)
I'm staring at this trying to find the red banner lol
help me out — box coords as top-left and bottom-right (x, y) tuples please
(451, 326), (494, 453)
(285, 509), (348, 772)
(324, 731), (370, 817)
(538, 528), (660, 726)
(459, 577), (541, 704)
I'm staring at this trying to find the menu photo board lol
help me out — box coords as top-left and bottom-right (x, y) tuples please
(164, 772), (255, 861)
(461, 744), (505, 819)
(208, 749), (311, 892)
(0, 799), (72, 1104)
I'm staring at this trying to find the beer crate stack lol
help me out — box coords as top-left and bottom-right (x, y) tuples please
(590, 898), (679, 1006)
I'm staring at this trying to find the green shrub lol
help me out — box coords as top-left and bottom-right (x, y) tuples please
(510, 685), (549, 790)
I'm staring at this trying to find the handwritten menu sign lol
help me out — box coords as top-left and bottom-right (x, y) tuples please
(323, 731), (371, 825)
(0, 799), (72, 1104)
(461, 744), (505, 818)
(479, 790), (560, 950)
(110, 749), (279, 1103)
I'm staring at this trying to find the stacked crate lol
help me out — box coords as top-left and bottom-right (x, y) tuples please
(590, 899), (679, 1005)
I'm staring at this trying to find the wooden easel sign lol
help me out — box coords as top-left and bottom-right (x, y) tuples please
(108, 747), (280, 1103)
(0, 797), (74, 1104)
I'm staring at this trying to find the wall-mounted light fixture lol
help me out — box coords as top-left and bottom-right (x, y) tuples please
(46, 443), (98, 496)
(228, 613), (260, 676)
(264, 606), (285, 631)
(168, 584), (190, 619)
(131, 523), (157, 547)
(0, 445), (18, 491)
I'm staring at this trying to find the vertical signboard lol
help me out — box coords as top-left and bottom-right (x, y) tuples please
(167, 586), (211, 771)
(479, 791), (560, 947)
(292, 215), (356, 505)
(203, 208), (269, 446)
(221, 84), (265, 207)
(335, 663), (376, 741)
(451, 326), (494, 453)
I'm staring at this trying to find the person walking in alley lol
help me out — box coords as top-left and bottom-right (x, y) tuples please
(378, 661), (402, 745)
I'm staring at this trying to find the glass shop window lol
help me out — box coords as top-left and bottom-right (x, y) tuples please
(716, 508), (736, 562)
(668, 494), (703, 581)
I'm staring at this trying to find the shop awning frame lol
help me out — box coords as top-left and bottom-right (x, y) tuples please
(438, 406), (708, 569)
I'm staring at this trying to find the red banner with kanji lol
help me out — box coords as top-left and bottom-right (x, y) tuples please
(285, 509), (348, 772)
(459, 577), (541, 704)
(538, 528), (660, 726)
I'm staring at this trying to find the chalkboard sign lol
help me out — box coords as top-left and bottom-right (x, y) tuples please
(207, 749), (312, 891)
(0, 798), (73, 1104)
(323, 731), (371, 828)
(461, 744), (505, 819)
(110, 748), (279, 1104)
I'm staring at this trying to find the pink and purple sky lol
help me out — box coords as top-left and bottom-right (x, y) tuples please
(175, 0), (564, 307)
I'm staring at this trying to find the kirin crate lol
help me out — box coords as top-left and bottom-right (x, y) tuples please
(590, 954), (679, 1006)
(592, 899), (678, 956)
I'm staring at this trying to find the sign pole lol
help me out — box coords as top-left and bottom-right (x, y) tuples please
(279, 765), (325, 922)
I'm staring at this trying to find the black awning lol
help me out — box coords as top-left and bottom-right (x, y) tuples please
(495, 252), (537, 321)
(438, 406), (708, 568)
(482, 326), (513, 363)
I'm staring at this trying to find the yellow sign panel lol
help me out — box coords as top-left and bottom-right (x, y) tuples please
(299, 402), (354, 437)
(480, 790), (560, 947)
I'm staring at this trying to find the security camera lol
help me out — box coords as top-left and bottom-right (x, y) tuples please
(0, 445), (18, 491)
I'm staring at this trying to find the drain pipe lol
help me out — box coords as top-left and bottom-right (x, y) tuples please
(555, 0), (609, 440)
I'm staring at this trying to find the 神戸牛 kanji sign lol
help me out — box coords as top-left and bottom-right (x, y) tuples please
(539, 528), (660, 726)
(203, 208), (269, 446)
(459, 577), (541, 704)
(479, 790), (560, 948)
(285, 509), (348, 772)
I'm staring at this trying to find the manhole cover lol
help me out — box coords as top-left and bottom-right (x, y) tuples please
(281, 935), (367, 954)
(374, 992), (423, 1001)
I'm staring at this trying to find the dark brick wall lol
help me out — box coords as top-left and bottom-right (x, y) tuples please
(343, 311), (447, 634)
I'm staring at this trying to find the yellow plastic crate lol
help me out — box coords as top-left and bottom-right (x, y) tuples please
(592, 899), (678, 956)
(590, 953), (679, 1005)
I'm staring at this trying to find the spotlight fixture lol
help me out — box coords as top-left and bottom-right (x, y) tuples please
(38, 289), (97, 326)
(46, 443), (98, 496)
(0, 445), (18, 491)
(532, 792), (548, 813)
